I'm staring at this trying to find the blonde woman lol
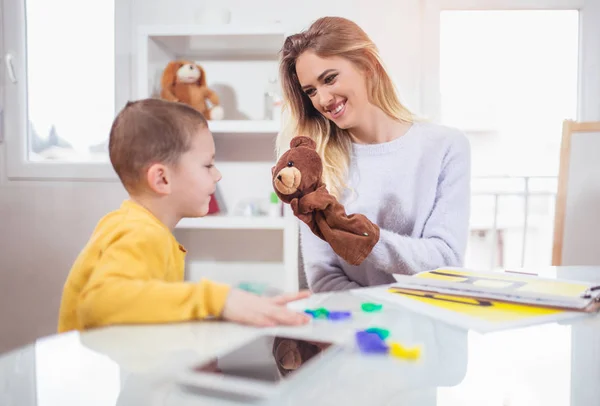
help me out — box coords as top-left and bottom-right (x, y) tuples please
(277, 16), (472, 292)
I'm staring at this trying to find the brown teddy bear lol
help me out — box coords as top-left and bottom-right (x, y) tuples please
(272, 136), (380, 266)
(160, 60), (224, 120)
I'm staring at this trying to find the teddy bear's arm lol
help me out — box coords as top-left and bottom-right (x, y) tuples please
(205, 89), (220, 106)
(291, 197), (325, 240)
(298, 185), (336, 213)
(291, 198), (313, 223)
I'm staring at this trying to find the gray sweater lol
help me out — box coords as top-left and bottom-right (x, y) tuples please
(299, 121), (472, 292)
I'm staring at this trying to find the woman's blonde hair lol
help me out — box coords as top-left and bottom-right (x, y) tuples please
(277, 16), (414, 199)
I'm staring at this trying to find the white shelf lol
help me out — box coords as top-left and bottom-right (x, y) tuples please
(176, 215), (286, 230)
(140, 24), (287, 58)
(208, 120), (280, 134)
(138, 23), (300, 292)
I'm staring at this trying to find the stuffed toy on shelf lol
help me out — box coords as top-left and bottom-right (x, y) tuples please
(160, 60), (224, 120)
(272, 136), (380, 266)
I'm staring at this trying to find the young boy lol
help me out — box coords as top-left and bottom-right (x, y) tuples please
(57, 98), (310, 333)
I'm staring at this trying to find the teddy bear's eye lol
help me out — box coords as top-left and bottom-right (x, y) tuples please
(287, 161), (294, 167)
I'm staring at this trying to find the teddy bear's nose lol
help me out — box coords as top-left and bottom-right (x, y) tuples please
(277, 175), (282, 181)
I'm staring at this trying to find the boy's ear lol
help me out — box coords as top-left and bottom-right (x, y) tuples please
(146, 163), (171, 195)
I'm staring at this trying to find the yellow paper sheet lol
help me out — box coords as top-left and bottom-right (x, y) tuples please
(387, 287), (563, 323)
(415, 268), (590, 299)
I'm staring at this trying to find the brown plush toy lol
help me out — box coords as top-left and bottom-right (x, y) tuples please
(160, 60), (224, 120)
(272, 136), (380, 266)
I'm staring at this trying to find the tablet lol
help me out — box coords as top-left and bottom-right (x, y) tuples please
(177, 334), (340, 401)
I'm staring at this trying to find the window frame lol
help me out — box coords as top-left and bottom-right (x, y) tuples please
(420, 0), (599, 125)
(1, 0), (131, 181)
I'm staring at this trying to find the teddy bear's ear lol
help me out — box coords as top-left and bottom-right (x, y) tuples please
(195, 64), (207, 88)
(290, 136), (316, 150)
(161, 61), (182, 88)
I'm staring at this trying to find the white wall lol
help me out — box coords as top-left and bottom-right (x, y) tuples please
(0, 0), (424, 353)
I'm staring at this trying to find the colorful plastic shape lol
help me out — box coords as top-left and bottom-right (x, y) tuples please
(304, 308), (330, 319)
(361, 302), (383, 312)
(355, 331), (389, 354)
(327, 311), (352, 321)
(389, 341), (421, 360)
(364, 327), (390, 340)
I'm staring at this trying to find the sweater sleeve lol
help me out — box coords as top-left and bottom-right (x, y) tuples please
(366, 133), (471, 275)
(299, 223), (362, 292)
(77, 227), (231, 329)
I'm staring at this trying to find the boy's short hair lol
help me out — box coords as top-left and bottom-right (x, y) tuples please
(109, 98), (208, 192)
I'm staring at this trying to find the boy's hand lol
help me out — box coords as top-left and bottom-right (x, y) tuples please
(221, 289), (311, 327)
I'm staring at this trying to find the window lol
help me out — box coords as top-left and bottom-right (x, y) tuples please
(3, 0), (119, 179)
(425, 2), (588, 271)
(440, 10), (579, 177)
(26, 0), (115, 163)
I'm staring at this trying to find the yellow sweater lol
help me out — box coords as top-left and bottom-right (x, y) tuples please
(57, 200), (231, 333)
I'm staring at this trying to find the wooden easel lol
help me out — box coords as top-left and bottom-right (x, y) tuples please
(552, 120), (600, 265)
